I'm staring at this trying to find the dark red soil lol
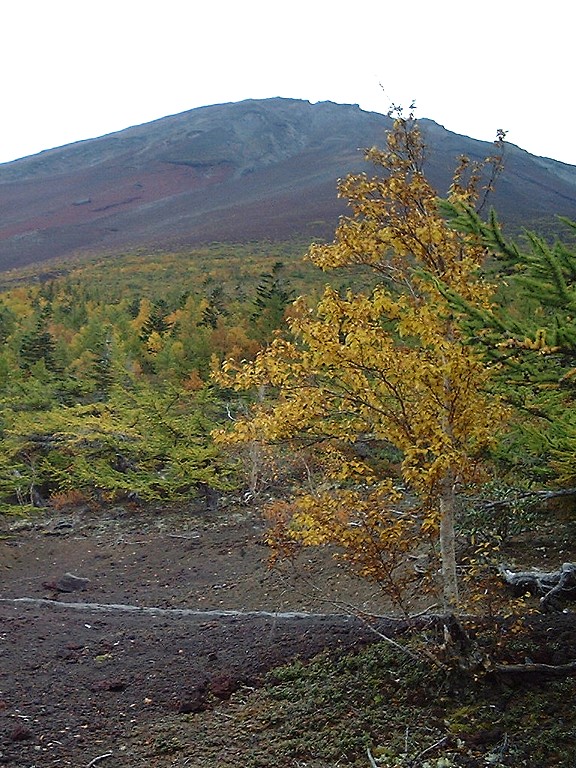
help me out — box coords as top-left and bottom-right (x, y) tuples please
(0, 501), (396, 767)
(2, 501), (576, 767)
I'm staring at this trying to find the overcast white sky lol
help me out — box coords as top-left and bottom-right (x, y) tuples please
(1, 1), (573, 165)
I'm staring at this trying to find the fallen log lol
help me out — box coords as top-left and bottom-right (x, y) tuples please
(499, 562), (576, 611)
(494, 660), (576, 679)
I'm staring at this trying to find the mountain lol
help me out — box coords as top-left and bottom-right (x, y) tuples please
(0, 97), (575, 272)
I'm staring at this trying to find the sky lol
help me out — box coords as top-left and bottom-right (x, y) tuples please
(1, 0), (573, 166)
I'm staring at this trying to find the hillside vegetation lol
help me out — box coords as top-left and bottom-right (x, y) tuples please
(0, 238), (335, 510)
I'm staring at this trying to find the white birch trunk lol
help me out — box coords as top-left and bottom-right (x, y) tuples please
(439, 471), (459, 609)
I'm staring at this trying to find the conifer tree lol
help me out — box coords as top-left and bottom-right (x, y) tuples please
(0, 380), (233, 509)
(19, 320), (58, 371)
(442, 205), (576, 485)
(0, 302), (15, 345)
(199, 287), (229, 330)
(250, 261), (295, 341)
(91, 331), (116, 400)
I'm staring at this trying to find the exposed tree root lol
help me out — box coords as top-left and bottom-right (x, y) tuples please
(499, 562), (576, 611)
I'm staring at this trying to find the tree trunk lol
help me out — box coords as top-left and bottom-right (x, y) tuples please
(439, 472), (459, 609)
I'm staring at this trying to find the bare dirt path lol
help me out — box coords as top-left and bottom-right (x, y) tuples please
(0, 501), (394, 767)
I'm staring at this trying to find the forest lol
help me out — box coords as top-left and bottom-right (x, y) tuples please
(0, 239), (328, 509)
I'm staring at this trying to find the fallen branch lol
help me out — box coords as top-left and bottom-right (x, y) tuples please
(494, 660), (576, 680)
(0, 596), (358, 621)
(473, 486), (576, 514)
(499, 562), (576, 610)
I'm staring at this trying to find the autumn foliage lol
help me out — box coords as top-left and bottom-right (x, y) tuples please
(216, 114), (508, 609)
(0, 245), (307, 510)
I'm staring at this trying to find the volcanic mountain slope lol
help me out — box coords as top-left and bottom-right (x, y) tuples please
(0, 97), (575, 272)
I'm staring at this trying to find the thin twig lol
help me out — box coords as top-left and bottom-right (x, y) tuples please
(408, 736), (448, 767)
(469, 485), (576, 514)
(271, 563), (441, 663)
(363, 621), (423, 663)
(86, 753), (113, 768)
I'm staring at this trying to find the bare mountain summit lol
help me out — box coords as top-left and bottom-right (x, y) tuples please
(0, 98), (575, 272)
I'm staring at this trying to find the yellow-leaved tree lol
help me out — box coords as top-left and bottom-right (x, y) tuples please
(215, 113), (507, 611)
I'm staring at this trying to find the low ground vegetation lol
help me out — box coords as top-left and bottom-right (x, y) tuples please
(1, 503), (575, 767)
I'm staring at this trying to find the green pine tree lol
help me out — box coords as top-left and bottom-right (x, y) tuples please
(250, 261), (294, 341)
(139, 300), (173, 341)
(19, 320), (58, 371)
(442, 203), (576, 485)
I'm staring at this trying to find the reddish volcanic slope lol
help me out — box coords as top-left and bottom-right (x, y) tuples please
(0, 98), (575, 272)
